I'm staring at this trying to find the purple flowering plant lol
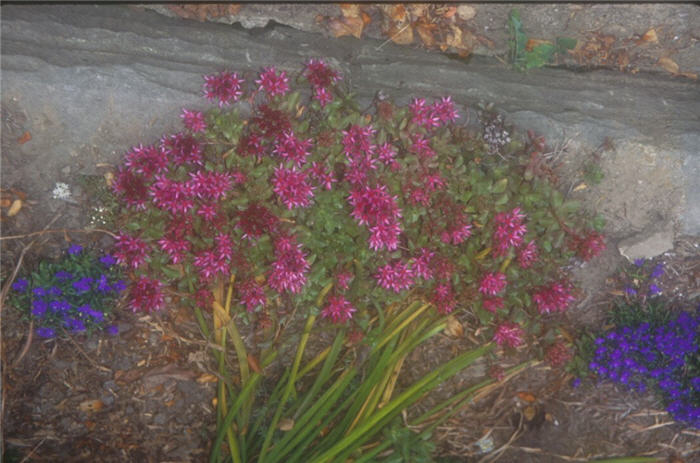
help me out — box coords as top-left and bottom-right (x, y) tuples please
(8, 245), (124, 338)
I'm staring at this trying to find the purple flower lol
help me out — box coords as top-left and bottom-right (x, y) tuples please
(106, 325), (119, 336)
(48, 286), (62, 297)
(72, 277), (94, 294)
(650, 263), (664, 279)
(32, 299), (48, 317)
(111, 280), (127, 293)
(36, 327), (56, 338)
(64, 317), (86, 332)
(68, 244), (83, 255)
(571, 377), (581, 388)
(100, 254), (117, 267)
(11, 278), (28, 292)
(649, 284), (661, 296)
(97, 274), (111, 293)
(624, 286), (637, 296)
(634, 258), (645, 267)
(55, 271), (73, 281)
(33, 287), (47, 297)
(49, 300), (71, 313)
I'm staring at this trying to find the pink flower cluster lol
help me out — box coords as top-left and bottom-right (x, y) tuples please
(304, 58), (341, 107)
(272, 165), (315, 209)
(129, 275), (164, 313)
(409, 96), (460, 129)
(203, 71), (244, 107)
(114, 234), (149, 269)
(321, 294), (356, 323)
(273, 131), (313, 167)
(348, 184), (402, 251)
(255, 67), (290, 98)
(573, 230), (606, 261)
(431, 282), (457, 314)
(239, 279), (267, 312)
(532, 280), (575, 314)
(478, 272), (507, 296)
(493, 321), (524, 348)
(375, 260), (415, 293)
(180, 108), (207, 133)
(493, 207), (528, 256)
(268, 236), (310, 294)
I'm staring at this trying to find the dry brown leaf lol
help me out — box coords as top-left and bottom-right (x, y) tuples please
(444, 315), (464, 338)
(456, 5), (476, 21)
(339, 3), (361, 18)
(639, 28), (658, 44)
(7, 199), (22, 217)
(658, 57), (679, 75)
(0, 199), (11, 208)
(247, 353), (263, 375)
(78, 399), (104, 413)
(197, 373), (219, 384)
(525, 38), (552, 52)
(388, 22), (414, 45)
(104, 171), (114, 187)
(17, 131), (31, 145)
(327, 16), (365, 39)
(279, 418), (295, 431)
(442, 6), (457, 19)
(416, 22), (437, 48)
(408, 4), (429, 19)
(523, 405), (537, 421)
(389, 4), (408, 22)
(445, 25), (475, 57)
(517, 391), (537, 403)
(679, 71), (698, 80)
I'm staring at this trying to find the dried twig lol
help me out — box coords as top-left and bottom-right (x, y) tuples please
(65, 334), (111, 373)
(0, 227), (117, 241)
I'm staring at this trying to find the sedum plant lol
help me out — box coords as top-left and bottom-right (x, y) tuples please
(109, 59), (604, 460)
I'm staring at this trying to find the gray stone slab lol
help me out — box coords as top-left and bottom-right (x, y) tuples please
(2, 4), (699, 234)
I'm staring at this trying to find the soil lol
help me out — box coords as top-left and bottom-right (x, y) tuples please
(2, 4), (700, 463)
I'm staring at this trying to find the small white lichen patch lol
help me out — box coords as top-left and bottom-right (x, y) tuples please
(52, 182), (72, 200)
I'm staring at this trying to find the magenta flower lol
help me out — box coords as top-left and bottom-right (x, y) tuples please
(321, 294), (356, 323)
(409, 134), (436, 159)
(517, 240), (538, 268)
(158, 235), (191, 264)
(431, 255), (455, 281)
(431, 282), (457, 314)
(273, 130), (313, 167)
(304, 58), (342, 89)
(375, 260), (414, 293)
(478, 272), (507, 296)
(238, 279), (266, 312)
(255, 66), (290, 97)
(493, 322), (524, 348)
(409, 98), (438, 128)
(112, 168), (149, 210)
(368, 221), (402, 251)
(124, 144), (168, 178)
(272, 165), (315, 209)
(431, 96), (459, 125)
(180, 108), (207, 133)
(268, 237), (310, 294)
(342, 124), (376, 161)
(188, 170), (233, 201)
(377, 142), (398, 167)
(574, 230), (606, 261)
(237, 132), (265, 158)
(253, 105), (292, 141)
(412, 248), (435, 280)
(149, 175), (195, 215)
(313, 86), (333, 107)
(493, 207), (527, 256)
(194, 249), (229, 281)
(237, 203), (278, 240)
(161, 133), (203, 166)
(483, 297), (504, 313)
(532, 280), (575, 314)
(197, 203), (219, 221)
(441, 222), (472, 245)
(307, 162), (336, 190)
(114, 233), (150, 269)
(215, 233), (234, 261)
(348, 184), (401, 227)
(203, 70), (244, 107)
(336, 272), (354, 291)
(129, 276), (165, 313)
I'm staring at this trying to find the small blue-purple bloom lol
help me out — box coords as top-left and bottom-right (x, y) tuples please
(32, 287), (47, 297)
(32, 299), (48, 317)
(633, 258), (645, 267)
(624, 286), (637, 296)
(37, 327), (56, 338)
(650, 263), (664, 279)
(106, 325), (119, 335)
(111, 280), (127, 293)
(49, 300), (71, 313)
(100, 254), (117, 267)
(571, 377), (581, 388)
(12, 278), (29, 292)
(48, 286), (63, 297)
(97, 274), (111, 292)
(55, 270), (73, 281)
(72, 277), (93, 293)
(68, 244), (83, 255)
(649, 284), (661, 296)
(64, 317), (86, 332)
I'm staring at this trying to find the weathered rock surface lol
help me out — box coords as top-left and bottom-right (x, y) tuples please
(2, 4), (699, 236)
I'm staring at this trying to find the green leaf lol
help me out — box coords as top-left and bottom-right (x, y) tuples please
(492, 178), (508, 194)
(556, 37), (577, 52)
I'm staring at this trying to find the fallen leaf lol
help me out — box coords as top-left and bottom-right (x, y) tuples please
(456, 5), (476, 21)
(444, 315), (464, 338)
(442, 6), (457, 19)
(523, 405), (537, 421)
(279, 418), (295, 431)
(517, 391), (537, 403)
(339, 3), (360, 19)
(388, 4), (407, 22)
(639, 28), (658, 44)
(327, 16), (365, 39)
(572, 183), (588, 192)
(79, 399), (104, 413)
(104, 171), (114, 187)
(658, 57), (679, 75)
(7, 199), (22, 217)
(679, 71), (698, 80)
(197, 373), (219, 384)
(445, 25), (475, 57)
(408, 4), (429, 19)
(416, 22), (437, 48)
(388, 22), (414, 45)
(141, 364), (196, 389)
(17, 131), (31, 145)
(84, 420), (97, 431)
(526, 38), (553, 52)
(247, 353), (263, 375)
(0, 199), (11, 208)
